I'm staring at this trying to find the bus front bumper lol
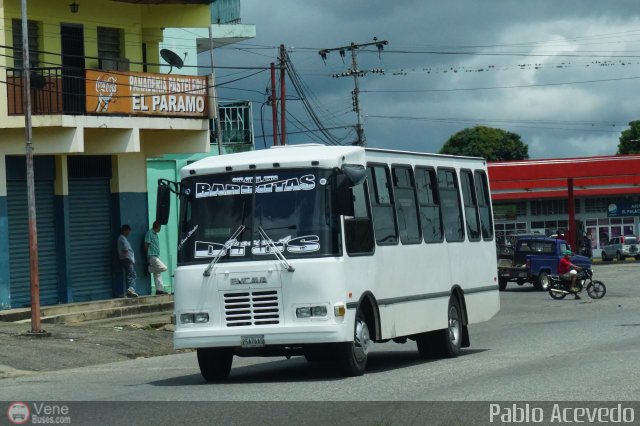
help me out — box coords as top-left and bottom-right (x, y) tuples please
(174, 323), (350, 350)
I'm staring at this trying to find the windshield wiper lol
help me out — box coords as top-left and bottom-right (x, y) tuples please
(257, 225), (295, 272)
(203, 225), (246, 277)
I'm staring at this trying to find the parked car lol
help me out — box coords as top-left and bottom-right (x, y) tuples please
(601, 235), (639, 261)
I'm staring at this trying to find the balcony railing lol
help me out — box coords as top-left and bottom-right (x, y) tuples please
(7, 67), (85, 116)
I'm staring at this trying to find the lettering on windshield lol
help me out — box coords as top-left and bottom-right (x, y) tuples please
(194, 174), (316, 198)
(194, 235), (320, 258)
(178, 225), (199, 250)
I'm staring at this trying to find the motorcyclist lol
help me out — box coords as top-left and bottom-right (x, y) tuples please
(559, 250), (582, 299)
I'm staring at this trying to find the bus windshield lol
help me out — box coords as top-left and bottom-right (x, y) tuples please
(177, 169), (341, 265)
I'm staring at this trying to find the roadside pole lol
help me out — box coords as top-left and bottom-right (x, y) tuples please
(279, 45), (286, 146)
(270, 62), (278, 146)
(21, 0), (46, 336)
(318, 39), (388, 146)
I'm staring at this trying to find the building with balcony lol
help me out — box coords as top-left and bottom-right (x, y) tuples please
(0, 0), (217, 309)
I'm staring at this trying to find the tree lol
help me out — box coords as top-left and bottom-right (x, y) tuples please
(439, 126), (529, 161)
(616, 120), (640, 154)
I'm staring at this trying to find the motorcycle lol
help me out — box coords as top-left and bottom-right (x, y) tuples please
(548, 268), (606, 299)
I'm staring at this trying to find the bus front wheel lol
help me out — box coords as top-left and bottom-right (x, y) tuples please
(197, 347), (233, 381)
(337, 308), (371, 376)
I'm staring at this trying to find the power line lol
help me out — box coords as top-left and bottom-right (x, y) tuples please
(1, 43), (271, 71)
(284, 49), (348, 146)
(361, 74), (640, 93)
(366, 114), (626, 134)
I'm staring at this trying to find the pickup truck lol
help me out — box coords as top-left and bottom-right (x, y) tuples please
(497, 237), (591, 291)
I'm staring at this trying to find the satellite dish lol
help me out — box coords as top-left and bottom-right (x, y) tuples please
(160, 49), (186, 74)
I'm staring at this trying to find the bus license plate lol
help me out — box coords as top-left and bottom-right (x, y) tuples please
(241, 335), (264, 348)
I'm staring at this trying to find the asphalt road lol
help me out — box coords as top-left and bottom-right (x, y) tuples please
(2, 263), (639, 405)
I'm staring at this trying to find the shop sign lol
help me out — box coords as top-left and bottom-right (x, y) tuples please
(607, 201), (640, 217)
(86, 70), (208, 117)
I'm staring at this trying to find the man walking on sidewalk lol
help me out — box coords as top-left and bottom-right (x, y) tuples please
(117, 224), (138, 297)
(144, 221), (168, 295)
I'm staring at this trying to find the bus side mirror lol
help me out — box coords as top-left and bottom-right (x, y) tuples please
(333, 175), (354, 216)
(341, 164), (366, 186)
(156, 182), (171, 225)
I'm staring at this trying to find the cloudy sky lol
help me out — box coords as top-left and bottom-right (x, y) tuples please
(193, 0), (640, 158)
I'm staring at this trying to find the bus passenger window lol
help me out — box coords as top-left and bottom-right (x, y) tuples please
(437, 168), (465, 242)
(345, 181), (375, 255)
(367, 165), (398, 245)
(461, 170), (481, 241)
(392, 166), (421, 244)
(415, 167), (443, 243)
(474, 171), (494, 240)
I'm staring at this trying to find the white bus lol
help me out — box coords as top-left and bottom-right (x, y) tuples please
(156, 144), (500, 380)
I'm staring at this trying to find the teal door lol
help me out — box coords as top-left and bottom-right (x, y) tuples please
(146, 160), (179, 293)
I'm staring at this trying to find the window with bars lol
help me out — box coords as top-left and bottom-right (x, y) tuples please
(12, 19), (39, 69)
(584, 197), (625, 213)
(98, 27), (122, 70)
(221, 104), (253, 144)
(530, 199), (580, 216)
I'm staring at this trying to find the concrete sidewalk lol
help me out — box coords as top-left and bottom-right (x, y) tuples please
(0, 298), (179, 379)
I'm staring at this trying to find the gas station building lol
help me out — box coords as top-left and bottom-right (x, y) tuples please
(488, 155), (640, 258)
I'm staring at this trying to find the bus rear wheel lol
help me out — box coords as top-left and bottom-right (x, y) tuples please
(417, 297), (462, 359)
(197, 347), (233, 381)
(337, 308), (371, 376)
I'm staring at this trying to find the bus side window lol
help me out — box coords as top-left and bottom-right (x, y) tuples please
(367, 165), (398, 245)
(461, 169), (481, 241)
(415, 167), (443, 243)
(392, 165), (421, 244)
(345, 181), (375, 255)
(437, 168), (465, 242)
(474, 171), (494, 241)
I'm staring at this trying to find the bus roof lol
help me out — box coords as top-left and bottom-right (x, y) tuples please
(181, 144), (486, 178)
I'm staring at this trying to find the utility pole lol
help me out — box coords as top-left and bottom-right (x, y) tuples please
(21, 0), (44, 335)
(279, 44), (287, 146)
(319, 38), (388, 146)
(270, 62), (278, 146)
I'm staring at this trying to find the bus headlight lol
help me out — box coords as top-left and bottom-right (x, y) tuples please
(295, 305), (328, 319)
(311, 306), (327, 317)
(296, 307), (311, 318)
(180, 313), (194, 324)
(194, 313), (210, 323)
(181, 313), (210, 324)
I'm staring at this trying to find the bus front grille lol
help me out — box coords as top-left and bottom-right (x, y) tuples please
(223, 290), (280, 327)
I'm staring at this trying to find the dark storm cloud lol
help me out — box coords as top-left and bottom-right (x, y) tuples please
(214, 0), (640, 158)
